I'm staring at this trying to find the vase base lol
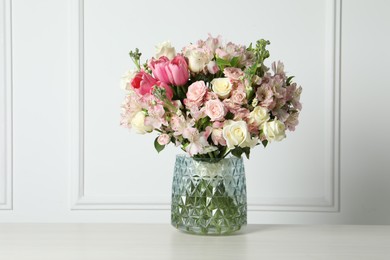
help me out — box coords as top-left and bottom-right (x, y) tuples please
(171, 223), (246, 236)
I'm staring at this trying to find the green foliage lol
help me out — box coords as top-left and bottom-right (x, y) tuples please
(230, 57), (240, 67)
(244, 39), (271, 80)
(216, 57), (231, 68)
(216, 56), (243, 71)
(225, 112), (234, 120)
(154, 137), (165, 153)
(286, 76), (295, 86)
(231, 146), (251, 159)
(196, 116), (211, 132)
(172, 85), (188, 100)
(152, 87), (178, 112)
(129, 48), (142, 70)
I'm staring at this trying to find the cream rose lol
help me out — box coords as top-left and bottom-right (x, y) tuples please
(155, 41), (176, 60)
(211, 78), (233, 99)
(263, 120), (286, 142)
(249, 106), (270, 126)
(185, 48), (211, 73)
(131, 111), (153, 134)
(223, 120), (256, 149)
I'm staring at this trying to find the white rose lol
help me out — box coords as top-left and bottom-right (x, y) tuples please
(263, 120), (286, 142)
(185, 48), (211, 73)
(223, 120), (256, 149)
(131, 111), (153, 134)
(211, 78), (233, 99)
(120, 69), (137, 91)
(249, 106), (270, 126)
(155, 41), (176, 60)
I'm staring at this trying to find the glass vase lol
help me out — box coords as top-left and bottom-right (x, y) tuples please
(171, 155), (247, 235)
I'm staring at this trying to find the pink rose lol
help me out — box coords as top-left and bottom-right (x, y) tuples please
(212, 121), (224, 128)
(223, 98), (241, 113)
(231, 90), (246, 105)
(185, 81), (207, 106)
(233, 108), (250, 121)
(149, 55), (189, 86)
(204, 90), (218, 101)
(205, 99), (227, 121)
(157, 134), (170, 145)
(131, 71), (157, 96)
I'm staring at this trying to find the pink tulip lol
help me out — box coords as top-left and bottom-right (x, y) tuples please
(149, 55), (189, 86)
(148, 56), (170, 84)
(166, 55), (189, 86)
(131, 71), (157, 96)
(130, 71), (173, 100)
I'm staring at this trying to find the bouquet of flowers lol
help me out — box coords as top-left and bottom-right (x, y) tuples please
(120, 35), (302, 160)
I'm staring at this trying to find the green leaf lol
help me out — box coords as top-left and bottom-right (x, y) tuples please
(243, 147), (250, 159)
(196, 116), (211, 131)
(230, 57), (240, 67)
(225, 112), (234, 120)
(154, 137), (165, 153)
(231, 147), (243, 158)
(216, 57), (231, 71)
(286, 76), (295, 85)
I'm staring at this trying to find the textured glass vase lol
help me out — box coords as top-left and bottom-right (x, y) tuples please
(171, 155), (247, 235)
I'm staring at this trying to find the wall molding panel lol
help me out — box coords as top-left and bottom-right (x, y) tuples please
(70, 0), (341, 212)
(0, 0), (13, 210)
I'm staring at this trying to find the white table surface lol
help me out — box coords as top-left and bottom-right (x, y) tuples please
(0, 224), (389, 260)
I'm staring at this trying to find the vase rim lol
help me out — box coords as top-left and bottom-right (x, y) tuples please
(176, 154), (243, 163)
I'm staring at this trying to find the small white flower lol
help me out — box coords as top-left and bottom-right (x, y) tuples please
(251, 98), (259, 107)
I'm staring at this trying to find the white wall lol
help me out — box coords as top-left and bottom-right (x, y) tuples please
(0, 0), (389, 223)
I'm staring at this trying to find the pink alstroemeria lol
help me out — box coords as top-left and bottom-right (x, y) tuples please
(182, 128), (209, 156)
(149, 55), (189, 86)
